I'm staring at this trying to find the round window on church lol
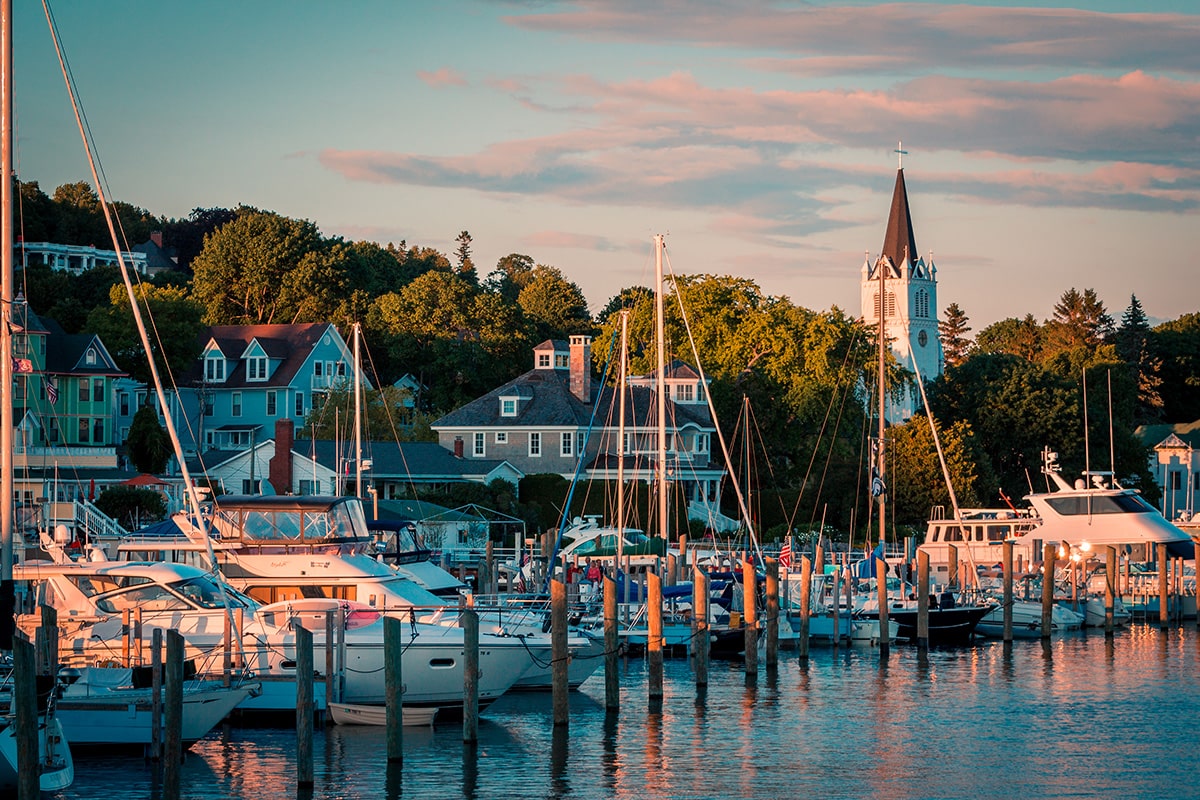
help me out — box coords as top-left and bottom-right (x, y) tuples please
(918, 330), (928, 347)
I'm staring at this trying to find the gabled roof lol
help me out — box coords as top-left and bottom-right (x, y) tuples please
(632, 358), (703, 382)
(1137, 420), (1200, 449)
(433, 365), (713, 429)
(301, 440), (520, 480)
(41, 316), (124, 376)
(181, 322), (340, 389)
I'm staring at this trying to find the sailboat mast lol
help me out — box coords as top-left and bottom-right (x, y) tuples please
(655, 234), (668, 543)
(354, 322), (362, 499)
(0, 0), (14, 649)
(616, 310), (628, 564)
(877, 258), (887, 550)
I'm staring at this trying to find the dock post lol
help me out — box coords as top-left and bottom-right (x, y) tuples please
(1159, 543), (1170, 627)
(485, 539), (496, 595)
(123, 608), (132, 667)
(876, 553), (889, 656)
(765, 557), (779, 669)
(165, 630), (185, 796)
(1002, 541), (1014, 642)
(223, 609), (232, 688)
(648, 570), (664, 702)
(324, 609), (335, 711)
(1195, 542), (1200, 631)
(798, 556), (811, 659)
(151, 628), (163, 762)
(384, 616), (404, 763)
(742, 560), (758, 677)
(1105, 546), (1116, 636)
(36, 604), (57, 676)
(134, 607), (143, 666)
(463, 606), (480, 742)
(677, 535), (688, 584)
(603, 572), (619, 712)
(831, 567), (841, 649)
(815, 544), (825, 576)
(14, 634), (38, 800)
(1041, 543), (1056, 639)
(693, 565), (709, 688)
(917, 550), (930, 649)
(550, 579), (569, 726)
(293, 621), (314, 788)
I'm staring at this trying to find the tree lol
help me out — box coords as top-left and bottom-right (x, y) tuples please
(482, 253), (535, 301)
(126, 405), (173, 473)
(301, 385), (435, 443)
(190, 208), (327, 324)
(161, 206), (238, 270)
(1115, 294), (1163, 422)
(86, 283), (204, 384)
(1153, 313), (1200, 422)
(887, 416), (990, 526)
(516, 265), (592, 340)
(94, 486), (167, 530)
(975, 315), (1042, 361)
(938, 302), (972, 368)
(454, 231), (477, 286)
(1042, 287), (1114, 358)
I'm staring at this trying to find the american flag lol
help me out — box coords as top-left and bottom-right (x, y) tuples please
(46, 377), (58, 405)
(779, 539), (792, 570)
(12, 358), (32, 373)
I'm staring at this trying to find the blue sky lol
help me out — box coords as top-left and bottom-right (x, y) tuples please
(14, 1), (1199, 329)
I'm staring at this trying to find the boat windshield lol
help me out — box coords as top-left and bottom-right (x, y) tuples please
(216, 500), (370, 542)
(93, 575), (230, 613)
(1045, 493), (1156, 516)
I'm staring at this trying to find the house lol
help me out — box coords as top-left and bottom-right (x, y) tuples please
(1135, 421), (1200, 523)
(431, 336), (729, 529)
(120, 322), (367, 458)
(16, 239), (150, 276)
(9, 301), (132, 531)
(188, 419), (522, 500)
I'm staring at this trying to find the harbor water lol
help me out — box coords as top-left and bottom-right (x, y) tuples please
(52, 624), (1200, 799)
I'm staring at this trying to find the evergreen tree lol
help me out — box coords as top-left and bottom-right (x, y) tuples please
(1115, 294), (1163, 422)
(938, 302), (972, 368)
(455, 231), (478, 287)
(126, 405), (173, 473)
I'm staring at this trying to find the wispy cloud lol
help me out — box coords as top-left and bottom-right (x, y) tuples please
(417, 67), (468, 88)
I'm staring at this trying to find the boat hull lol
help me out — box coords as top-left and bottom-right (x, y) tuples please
(859, 604), (994, 645)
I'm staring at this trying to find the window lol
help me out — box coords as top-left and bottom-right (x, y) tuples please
(246, 356), (267, 381)
(1171, 472), (1183, 491)
(473, 432), (486, 457)
(299, 480), (321, 495)
(78, 380), (89, 402)
(501, 398), (517, 417)
(232, 392), (242, 417)
(336, 361), (346, 377)
(242, 479), (262, 494)
(205, 356), (226, 382)
(203, 395), (214, 417)
(295, 392), (304, 416)
(266, 391), (278, 416)
(554, 354), (569, 368)
(85, 347), (97, 366)
(93, 418), (104, 443)
(78, 418), (89, 443)
(93, 378), (104, 402)
(675, 383), (694, 402)
(314, 361), (323, 377)
(622, 432), (630, 453)
(529, 432), (541, 457)
(696, 434), (709, 453)
(537, 353), (551, 368)
(119, 392), (129, 416)
(872, 291), (897, 318)
(561, 432), (573, 457)
(495, 431), (508, 444)
(205, 431), (214, 446)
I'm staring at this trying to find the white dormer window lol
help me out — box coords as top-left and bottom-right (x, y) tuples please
(676, 383), (694, 402)
(500, 398), (517, 417)
(696, 433), (709, 453)
(246, 355), (268, 381)
(205, 355), (226, 383)
(537, 353), (551, 368)
(85, 347), (97, 366)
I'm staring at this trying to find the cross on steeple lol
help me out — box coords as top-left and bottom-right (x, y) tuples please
(895, 141), (908, 170)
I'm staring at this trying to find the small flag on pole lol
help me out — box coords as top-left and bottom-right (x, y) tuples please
(46, 377), (58, 405)
(779, 539), (793, 570)
(12, 358), (32, 373)
(871, 466), (886, 497)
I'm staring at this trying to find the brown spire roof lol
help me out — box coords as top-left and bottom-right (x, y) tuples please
(880, 168), (918, 274)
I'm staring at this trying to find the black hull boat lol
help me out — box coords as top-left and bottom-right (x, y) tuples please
(860, 602), (994, 645)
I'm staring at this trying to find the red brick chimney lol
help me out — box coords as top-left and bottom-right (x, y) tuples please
(569, 335), (592, 403)
(150, 231), (163, 248)
(454, 436), (464, 458)
(268, 419), (295, 494)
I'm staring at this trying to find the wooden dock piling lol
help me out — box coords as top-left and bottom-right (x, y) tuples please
(798, 556), (811, 659)
(1002, 541), (1014, 642)
(692, 566), (709, 688)
(165, 630), (185, 796)
(1104, 546), (1116, 636)
(463, 607), (480, 742)
(1159, 543), (1170, 626)
(648, 571), (664, 701)
(151, 628), (162, 762)
(384, 616), (403, 763)
(603, 573), (619, 712)
(765, 557), (779, 669)
(1041, 543), (1055, 639)
(550, 580), (569, 726)
(742, 560), (758, 677)
(875, 553), (889, 656)
(293, 621), (314, 788)
(14, 634), (37, 800)
(917, 550), (930, 649)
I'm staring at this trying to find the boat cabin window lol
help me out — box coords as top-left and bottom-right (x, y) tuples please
(69, 574), (151, 597)
(1045, 494), (1155, 516)
(97, 583), (192, 614)
(215, 501), (368, 543)
(244, 584), (357, 605)
(986, 525), (1011, 543)
(940, 525), (964, 542)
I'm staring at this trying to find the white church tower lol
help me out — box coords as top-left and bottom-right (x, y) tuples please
(860, 156), (942, 422)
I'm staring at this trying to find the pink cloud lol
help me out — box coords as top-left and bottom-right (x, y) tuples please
(417, 67), (467, 88)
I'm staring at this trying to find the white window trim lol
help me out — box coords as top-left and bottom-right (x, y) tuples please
(495, 431), (508, 444)
(500, 397), (517, 417)
(529, 432), (541, 457)
(561, 431), (573, 457)
(473, 432), (486, 457)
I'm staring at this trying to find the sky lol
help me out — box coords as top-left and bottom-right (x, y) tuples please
(12, 0), (1200, 330)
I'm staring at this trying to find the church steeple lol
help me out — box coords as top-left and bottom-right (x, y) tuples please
(879, 167), (918, 276)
